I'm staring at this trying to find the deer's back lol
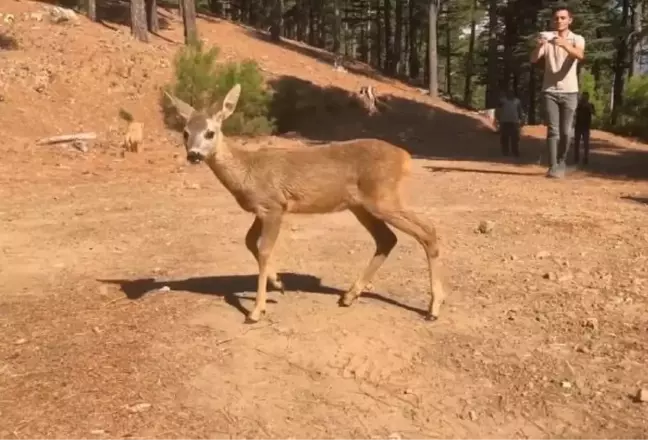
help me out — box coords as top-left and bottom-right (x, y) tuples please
(243, 139), (411, 214)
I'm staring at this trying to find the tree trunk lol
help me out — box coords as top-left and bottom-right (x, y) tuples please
(485, 0), (499, 107)
(630, 0), (642, 76)
(130, 0), (149, 42)
(376, 0), (383, 69)
(86, 0), (97, 21)
(611, 0), (629, 124)
(394, 0), (404, 75)
(145, 0), (159, 32)
(270, 0), (283, 41)
(384, 0), (394, 74)
(181, 0), (198, 44)
(444, 4), (451, 96)
(428, 0), (439, 96)
(209, 0), (223, 16)
(408, 0), (419, 79)
(333, 0), (342, 53)
(295, 0), (305, 41)
(308, 1), (316, 46)
(366, 1), (373, 64)
(463, 0), (477, 106)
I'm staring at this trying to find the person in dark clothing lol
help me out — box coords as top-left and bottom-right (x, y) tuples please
(573, 91), (595, 165)
(495, 90), (525, 157)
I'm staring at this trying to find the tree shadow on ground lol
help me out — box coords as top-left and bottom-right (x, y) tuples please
(98, 272), (428, 318)
(241, 27), (401, 85)
(266, 75), (648, 181)
(30, 0), (173, 34)
(621, 195), (648, 206)
(0, 33), (19, 51)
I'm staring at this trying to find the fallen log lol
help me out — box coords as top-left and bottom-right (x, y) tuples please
(36, 132), (97, 145)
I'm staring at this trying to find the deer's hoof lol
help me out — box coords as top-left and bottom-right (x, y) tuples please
(245, 309), (265, 324)
(424, 313), (439, 322)
(269, 277), (285, 293)
(338, 294), (356, 307)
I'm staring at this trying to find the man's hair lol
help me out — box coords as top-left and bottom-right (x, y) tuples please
(552, 4), (573, 16)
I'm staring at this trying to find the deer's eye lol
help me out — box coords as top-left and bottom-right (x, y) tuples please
(204, 130), (215, 140)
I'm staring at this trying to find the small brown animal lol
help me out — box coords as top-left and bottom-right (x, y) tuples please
(165, 84), (447, 324)
(123, 121), (143, 153)
(119, 109), (143, 153)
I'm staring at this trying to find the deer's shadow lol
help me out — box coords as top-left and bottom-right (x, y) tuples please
(98, 272), (428, 318)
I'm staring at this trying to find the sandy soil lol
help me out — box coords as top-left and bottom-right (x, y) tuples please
(1, 2), (647, 438)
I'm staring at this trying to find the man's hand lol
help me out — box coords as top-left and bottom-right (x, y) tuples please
(551, 36), (585, 60)
(551, 36), (569, 48)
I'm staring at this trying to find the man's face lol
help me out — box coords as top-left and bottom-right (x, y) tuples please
(552, 9), (573, 31)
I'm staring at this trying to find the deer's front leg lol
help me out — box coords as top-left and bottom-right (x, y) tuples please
(246, 211), (283, 323)
(245, 217), (284, 292)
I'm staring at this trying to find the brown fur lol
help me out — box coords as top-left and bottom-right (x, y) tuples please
(123, 121), (143, 152)
(165, 84), (447, 324)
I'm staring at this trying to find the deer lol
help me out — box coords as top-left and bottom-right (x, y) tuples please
(164, 83), (448, 324)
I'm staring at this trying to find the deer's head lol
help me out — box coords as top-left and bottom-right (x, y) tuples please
(165, 83), (241, 164)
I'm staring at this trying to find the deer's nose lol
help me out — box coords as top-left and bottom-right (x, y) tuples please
(186, 151), (204, 164)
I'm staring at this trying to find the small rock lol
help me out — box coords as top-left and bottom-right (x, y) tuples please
(477, 220), (495, 234)
(388, 433), (402, 440)
(14, 338), (27, 345)
(636, 388), (648, 403)
(403, 388), (414, 395)
(535, 250), (551, 259)
(72, 140), (88, 153)
(159, 285), (171, 292)
(46, 6), (78, 24)
(583, 317), (599, 331)
(543, 272), (558, 281)
(90, 429), (106, 435)
(576, 345), (591, 354)
(468, 410), (478, 421)
(561, 380), (572, 389)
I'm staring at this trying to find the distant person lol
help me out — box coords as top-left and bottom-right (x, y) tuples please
(530, 4), (585, 178)
(573, 91), (595, 165)
(495, 90), (524, 157)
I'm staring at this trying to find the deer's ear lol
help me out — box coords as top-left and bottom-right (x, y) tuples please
(221, 84), (241, 119)
(165, 91), (196, 121)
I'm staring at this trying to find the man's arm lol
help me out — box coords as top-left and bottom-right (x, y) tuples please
(555, 35), (585, 61)
(530, 39), (546, 63)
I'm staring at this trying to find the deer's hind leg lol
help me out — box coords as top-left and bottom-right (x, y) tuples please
(340, 206), (398, 307)
(245, 216), (284, 293)
(366, 202), (447, 321)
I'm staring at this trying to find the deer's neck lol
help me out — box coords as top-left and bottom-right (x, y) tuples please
(204, 139), (250, 194)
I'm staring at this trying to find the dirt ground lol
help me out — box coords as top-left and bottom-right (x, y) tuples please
(1, 2), (648, 439)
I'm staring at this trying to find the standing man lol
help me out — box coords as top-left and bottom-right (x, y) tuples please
(573, 91), (595, 165)
(530, 4), (585, 178)
(495, 89), (525, 157)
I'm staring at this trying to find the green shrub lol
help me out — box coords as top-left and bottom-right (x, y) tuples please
(578, 68), (607, 128)
(616, 74), (648, 138)
(161, 40), (275, 136)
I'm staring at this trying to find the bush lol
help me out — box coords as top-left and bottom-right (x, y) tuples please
(161, 40), (275, 136)
(616, 75), (648, 138)
(578, 68), (607, 128)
